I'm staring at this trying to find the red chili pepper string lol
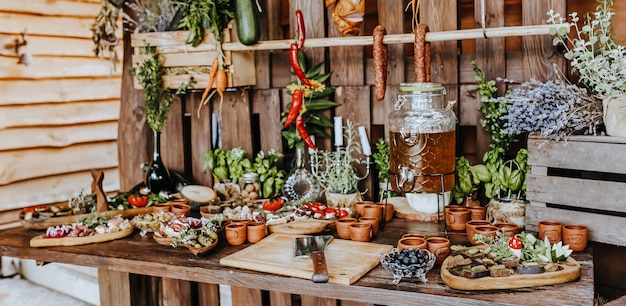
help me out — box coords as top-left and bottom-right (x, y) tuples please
(295, 10), (306, 50)
(290, 44), (312, 87)
(284, 89), (303, 128)
(296, 116), (317, 151)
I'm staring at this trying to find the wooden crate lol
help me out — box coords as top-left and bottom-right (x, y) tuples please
(525, 134), (626, 246)
(130, 26), (255, 90)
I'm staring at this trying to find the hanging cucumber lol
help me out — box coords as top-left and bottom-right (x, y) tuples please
(235, 0), (261, 45)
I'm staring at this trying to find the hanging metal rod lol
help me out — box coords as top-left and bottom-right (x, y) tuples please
(221, 24), (568, 52)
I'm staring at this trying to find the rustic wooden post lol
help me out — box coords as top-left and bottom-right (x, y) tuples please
(522, 0), (566, 82)
(473, 0), (506, 161)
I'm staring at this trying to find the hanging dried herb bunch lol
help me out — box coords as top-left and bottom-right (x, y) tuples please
(131, 43), (194, 132)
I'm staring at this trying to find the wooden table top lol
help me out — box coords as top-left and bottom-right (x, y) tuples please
(0, 218), (594, 306)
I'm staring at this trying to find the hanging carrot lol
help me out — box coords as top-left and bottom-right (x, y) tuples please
(215, 67), (228, 108)
(201, 58), (219, 103)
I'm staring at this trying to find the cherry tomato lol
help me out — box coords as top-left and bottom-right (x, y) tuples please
(338, 209), (349, 218)
(128, 195), (149, 207)
(23, 207), (35, 213)
(262, 197), (284, 211)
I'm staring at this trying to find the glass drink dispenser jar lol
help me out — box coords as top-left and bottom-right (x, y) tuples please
(388, 83), (457, 199)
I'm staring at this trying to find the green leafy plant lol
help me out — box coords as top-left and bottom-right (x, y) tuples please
(127, 0), (177, 33)
(310, 120), (363, 194)
(250, 150), (286, 198)
(472, 60), (516, 155)
(176, 0), (234, 47)
(372, 138), (390, 182)
(281, 50), (339, 149)
(131, 43), (194, 132)
(202, 147), (252, 185)
(548, 0), (626, 97)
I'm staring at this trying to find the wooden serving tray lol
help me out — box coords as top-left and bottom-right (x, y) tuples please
(22, 207), (155, 230)
(269, 219), (335, 235)
(220, 233), (393, 285)
(440, 256), (581, 290)
(30, 227), (134, 247)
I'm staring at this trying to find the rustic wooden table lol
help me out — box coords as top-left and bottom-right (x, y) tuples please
(0, 218), (594, 306)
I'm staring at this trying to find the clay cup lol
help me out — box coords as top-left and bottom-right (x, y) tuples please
(374, 202), (395, 222)
(563, 224), (589, 251)
(246, 221), (267, 243)
(225, 224), (247, 246)
(465, 220), (493, 245)
(361, 205), (384, 223)
(469, 206), (486, 221)
(427, 237), (451, 264)
(397, 237), (427, 251)
(354, 201), (374, 217)
(358, 217), (380, 236)
(349, 223), (372, 242)
(446, 207), (471, 231)
(538, 220), (563, 245)
(335, 218), (357, 240)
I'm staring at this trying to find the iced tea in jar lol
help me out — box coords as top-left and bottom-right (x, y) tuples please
(388, 83), (457, 194)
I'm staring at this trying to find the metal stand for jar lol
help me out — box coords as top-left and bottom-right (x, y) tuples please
(381, 171), (454, 239)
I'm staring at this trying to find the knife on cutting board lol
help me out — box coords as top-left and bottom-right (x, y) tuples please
(293, 235), (334, 283)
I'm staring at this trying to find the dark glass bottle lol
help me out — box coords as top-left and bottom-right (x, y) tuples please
(145, 130), (171, 194)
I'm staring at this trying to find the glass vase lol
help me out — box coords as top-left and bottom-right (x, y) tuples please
(145, 130), (171, 194)
(282, 145), (321, 202)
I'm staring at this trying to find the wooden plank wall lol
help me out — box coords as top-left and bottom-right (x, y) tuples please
(0, 0), (122, 228)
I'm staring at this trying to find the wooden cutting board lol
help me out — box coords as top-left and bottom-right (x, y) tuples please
(440, 256), (581, 290)
(387, 197), (443, 222)
(220, 233), (393, 285)
(30, 227), (134, 247)
(21, 207), (154, 230)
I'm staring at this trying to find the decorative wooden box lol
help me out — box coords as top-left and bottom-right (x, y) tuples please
(525, 133), (626, 247)
(130, 26), (255, 90)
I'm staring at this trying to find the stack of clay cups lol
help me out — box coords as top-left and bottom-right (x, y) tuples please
(225, 219), (268, 245)
(538, 220), (589, 251)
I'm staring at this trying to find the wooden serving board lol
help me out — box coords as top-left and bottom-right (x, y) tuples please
(220, 233), (393, 285)
(268, 219), (335, 235)
(30, 227), (134, 247)
(21, 207), (154, 230)
(440, 256), (581, 290)
(388, 197), (443, 222)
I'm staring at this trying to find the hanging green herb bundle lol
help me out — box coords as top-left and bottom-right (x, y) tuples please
(131, 43), (194, 132)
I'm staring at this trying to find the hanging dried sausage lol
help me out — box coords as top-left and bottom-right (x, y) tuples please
(373, 25), (388, 101)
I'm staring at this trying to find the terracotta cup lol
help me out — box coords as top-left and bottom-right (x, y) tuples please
(153, 203), (171, 213)
(538, 220), (563, 245)
(230, 219), (252, 226)
(349, 223), (372, 242)
(468, 206), (486, 221)
(446, 207), (471, 231)
(444, 204), (464, 215)
(374, 202), (395, 222)
(335, 217), (357, 240)
(246, 221), (267, 243)
(397, 237), (427, 251)
(465, 220), (493, 245)
(225, 224), (247, 246)
(354, 201), (374, 216)
(170, 198), (190, 205)
(473, 225), (499, 242)
(170, 203), (191, 216)
(427, 237), (451, 265)
(402, 233), (427, 240)
(493, 222), (519, 238)
(359, 217), (380, 236)
(361, 205), (384, 223)
(563, 224), (589, 251)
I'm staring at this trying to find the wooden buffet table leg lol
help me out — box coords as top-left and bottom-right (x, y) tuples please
(98, 269), (131, 306)
(231, 286), (263, 306)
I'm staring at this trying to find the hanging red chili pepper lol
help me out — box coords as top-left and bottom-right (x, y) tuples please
(284, 89), (303, 128)
(295, 9), (306, 49)
(290, 44), (313, 87)
(296, 116), (317, 151)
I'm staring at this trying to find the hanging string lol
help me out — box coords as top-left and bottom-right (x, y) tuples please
(405, 0), (422, 33)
